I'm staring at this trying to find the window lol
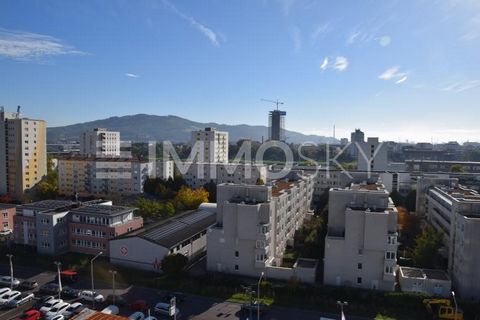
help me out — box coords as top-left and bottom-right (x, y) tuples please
(385, 266), (394, 274)
(255, 240), (265, 248)
(234, 265), (239, 271)
(357, 263), (362, 270)
(386, 252), (396, 260)
(235, 251), (239, 257)
(357, 277), (362, 284)
(388, 235), (397, 245)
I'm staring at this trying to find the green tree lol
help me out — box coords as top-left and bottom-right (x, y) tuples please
(161, 254), (188, 276)
(412, 226), (443, 268)
(405, 189), (417, 213)
(256, 178), (265, 185)
(450, 164), (465, 173)
(203, 180), (217, 202)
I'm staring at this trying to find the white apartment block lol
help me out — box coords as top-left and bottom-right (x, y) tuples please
(181, 162), (267, 189)
(357, 137), (388, 171)
(207, 171), (317, 283)
(0, 107), (47, 198)
(191, 127), (228, 163)
(155, 160), (174, 180)
(80, 128), (120, 157)
(418, 181), (480, 299)
(324, 182), (399, 291)
(58, 156), (151, 196)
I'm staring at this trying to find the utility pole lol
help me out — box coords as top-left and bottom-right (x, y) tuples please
(257, 272), (264, 320)
(109, 270), (117, 306)
(452, 291), (458, 317)
(337, 301), (348, 320)
(54, 261), (62, 299)
(6, 254), (13, 289)
(90, 251), (103, 309)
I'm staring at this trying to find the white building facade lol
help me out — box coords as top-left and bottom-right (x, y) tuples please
(357, 137), (388, 171)
(190, 127), (228, 164)
(80, 128), (121, 157)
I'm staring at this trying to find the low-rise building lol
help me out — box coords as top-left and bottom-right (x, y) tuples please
(110, 204), (216, 272)
(323, 182), (398, 291)
(207, 171), (316, 283)
(58, 156), (152, 196)
(69, 204), (143, 256)
(406, 160), (480, 173)
(399, 267), (451, 297)
(0, 203), (16, 234)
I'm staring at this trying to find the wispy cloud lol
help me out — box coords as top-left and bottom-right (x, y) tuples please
(377, 35), (391, 47)
(311, 22), (331, 44)
(289, 25), (302, 52)
(442, 80), (480, 93)
(378, 66), (408, 84)
(320, 57), (328, 71)
(334, 56), (348, 72)
(275, 0), (296, 16)
(161, 0), (222, 46)
(125, 73), (140, 78)
(0, 28), (86, 61)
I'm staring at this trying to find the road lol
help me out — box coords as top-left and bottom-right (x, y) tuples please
(0, 264), (369, 320)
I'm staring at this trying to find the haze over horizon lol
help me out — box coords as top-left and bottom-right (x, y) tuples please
(1, 0), (479, 143)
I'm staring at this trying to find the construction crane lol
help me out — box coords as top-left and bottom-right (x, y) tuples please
(261, 98), (284, 110)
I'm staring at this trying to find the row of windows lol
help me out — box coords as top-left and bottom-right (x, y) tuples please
(71, 239), (106, 249)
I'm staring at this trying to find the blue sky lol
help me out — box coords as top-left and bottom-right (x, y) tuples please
(1, 0), (479, 142)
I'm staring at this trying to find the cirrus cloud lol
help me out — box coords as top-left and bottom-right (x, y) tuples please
(378, 66), (408, 84)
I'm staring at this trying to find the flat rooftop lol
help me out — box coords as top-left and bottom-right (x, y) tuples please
(123, 209), (216, 248)
(400, 267), (450, 281)
(0, 203), (16, 209)
(70, 204), (135, 216)
(21, 200), (76, 211)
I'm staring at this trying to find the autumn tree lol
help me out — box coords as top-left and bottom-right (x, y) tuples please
(397, 206), (422, 250)
(174, 186), (209, 210)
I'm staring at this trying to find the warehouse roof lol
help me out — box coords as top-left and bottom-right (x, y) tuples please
(69, 204), (135, 216)
(117, 208), (216, 248)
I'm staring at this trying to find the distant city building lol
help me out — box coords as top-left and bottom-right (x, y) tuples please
(80, 128), (121, 158)
(0, 107), (47, 198)
(155, 160), (175, 180)
(357, 137), (388, 171)
(57, 156), (152, 196)
(349, 128), (365, 157)
(323, 182), (398, 291)
(190, 128), (228, 163)
(181, 162), (267, 189)
(110, 204), (216, 272)
(0, 203), (16, 234)
(207, 172), (317, 283)
(268, 109), (287, 141)
(340, 138), (349, 146)
(399, 267), (451, 297)
(406, 160), (480, 173)
(416, 180), (480, 299)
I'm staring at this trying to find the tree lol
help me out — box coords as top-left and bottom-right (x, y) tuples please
(35, 155), (58, 200)
(0, 194), (13, 203)
(174, 186), (209, 210)
(412, 225), (443, 268)
(256, 178), (265, 185)
(161, 254), (188, 276)
(404, 189), (417, 213)
(450, 164), (465, 173)
(397, 207), (421, 250)
(389, 190), (405, 207)
(203, 180), (217, 202)
(135, 198), (176, 219)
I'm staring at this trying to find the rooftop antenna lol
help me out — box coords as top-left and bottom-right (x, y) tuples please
(16, 105), (21, 118)
(261, 98), (284, 110)
(333, 124), (336, 140)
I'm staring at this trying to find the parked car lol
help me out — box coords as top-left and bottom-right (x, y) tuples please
(45, 302), (71, 320)
(144, 317), (157, 320)
(101, 305), (119, 315)
(39, 299), (64, 314)
(0, 290), (21, 306)
(0, 229), (12, 236)
(61, 287), (80, 299)
(161, 292), (186, 304)
(61, 302), (84, 319)
(106, 294), (127, 306)
(40, 283), (61, 295)
(19, 280), (38, 291)
(0, 276), (21, 287)
(130, 300), (149, 312)
(54, 271), (78, 284)
(128, 312), (145, 320)
(33, 296), (54, 310)
(6, 292), (35, 308)
(15, 309), (41, 320)
(50, 315), (64, 320)
(0, 287), (11, 298)
(80, 290), (104, 303)
(154, 302), (179, 317)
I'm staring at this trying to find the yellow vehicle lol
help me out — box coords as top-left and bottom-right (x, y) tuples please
(423, 299), (463, 320)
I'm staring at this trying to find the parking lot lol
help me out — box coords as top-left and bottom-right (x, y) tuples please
(0, 265), (367, 320)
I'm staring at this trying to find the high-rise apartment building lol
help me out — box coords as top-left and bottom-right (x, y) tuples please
(268, 109), (287, 141)
(323, 182), (399, 291)
(190, 128), (228, 163)
(357, 137), (388, 171)
(0, 107), (47, 198)
(349, 128), (365, 157)
(80, 128), (120, 157)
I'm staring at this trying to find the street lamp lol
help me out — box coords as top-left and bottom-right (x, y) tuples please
(90, 251), (103, 309)
(451, 291), (458, 317)
(54, 261), (62, 299)
(257, 272), (264, 320)
(337, 301), (348, 319)
(109, 270), (117, 306)
(6, 254), (13, 290)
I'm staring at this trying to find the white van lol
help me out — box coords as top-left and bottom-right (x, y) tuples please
(101, 305), (119, 315)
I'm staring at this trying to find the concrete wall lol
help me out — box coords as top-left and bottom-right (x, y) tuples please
(110, 237), (170, 272)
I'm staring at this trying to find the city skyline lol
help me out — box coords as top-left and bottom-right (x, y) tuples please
(1, 0), (479, 143)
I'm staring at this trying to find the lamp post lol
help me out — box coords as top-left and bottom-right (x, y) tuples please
(54, 261), (62, 299)
(90, 251), (103, 309)
(337, 301), (348, 319)
(257, 272), (264, 320)
(451, 291), (458, 318)
(109, 270), (117, 306)
(6, 254), (13, 289)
